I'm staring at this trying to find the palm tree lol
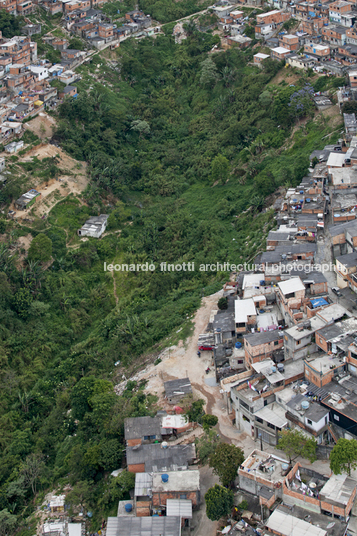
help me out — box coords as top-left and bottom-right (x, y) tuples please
(221, 66), (235, 87)
(0, 245), (14, 273)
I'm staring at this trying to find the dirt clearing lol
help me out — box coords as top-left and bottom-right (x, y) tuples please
(10, 143), (89, 220)
(24, 113), (56, 140)
(115, 290), (256, 453)
(17, 234), (33, 251)
(317, 103), (344, 130)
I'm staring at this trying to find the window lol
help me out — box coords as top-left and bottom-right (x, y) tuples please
(274, 340), (279, 346)
(307, 419), (313, 425)
(264, 399), (268, 407)
(238, 360), (244, 364)
(267, 422), (275, 430)
(240, 400), (250, 411)
(180, 494), (187, 500)
(334, 414), (340, 421)
(242, 414), (250, 422)
(256, 417), (263, 424)
(297, 340), (301, 345)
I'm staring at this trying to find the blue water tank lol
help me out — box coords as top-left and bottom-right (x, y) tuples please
(125, 503), (133, 513)
(235, 341), (242, 349)
(161, 474), (169, 483)
(301, 400), (310, 410)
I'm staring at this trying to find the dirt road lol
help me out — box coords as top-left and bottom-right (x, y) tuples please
(137, 290), (257, 455)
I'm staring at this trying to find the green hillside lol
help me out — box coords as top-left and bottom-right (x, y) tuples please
(0, 25), (344, 534)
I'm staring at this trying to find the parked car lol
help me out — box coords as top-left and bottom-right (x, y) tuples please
(332, 287), (342, 297)
(198, 346), (213, 351)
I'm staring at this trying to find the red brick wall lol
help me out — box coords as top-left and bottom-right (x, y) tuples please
(128, 463), (145, 473)
(332, 234), (346, 245)
(347, 354), (357, 367)
(315, 332), (328, 352)
(152, 490), (198, 507)
(310, 282), (328, 294)
(127, 438), (142, 447)
(136, 501), (151, 516)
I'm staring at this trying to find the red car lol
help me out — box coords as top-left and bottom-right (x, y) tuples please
(199, 346), (213, 351)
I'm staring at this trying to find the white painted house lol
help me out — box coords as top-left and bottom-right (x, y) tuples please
(29, 65), (49, 81)
(78, 214), (109, 238)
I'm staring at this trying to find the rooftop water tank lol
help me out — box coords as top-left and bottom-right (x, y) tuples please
(271, 366), (277, 373)
(125, 503), (133, 513)
(282, 463), (289, 471)
(301, 400), (310, 410)
(235, 341), (242, 349)
(161, 474), (169, 483)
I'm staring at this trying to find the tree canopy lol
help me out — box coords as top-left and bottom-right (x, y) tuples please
(211, 154), (230, 184)
(0, 11), (24, 38)
(330, 438), (357, 476)
(277, 429), (317, 463)
(209, 443), (244, 487)
(205, 484), (234, 521)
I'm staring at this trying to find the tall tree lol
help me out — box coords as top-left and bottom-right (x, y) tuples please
(200, 57), (219, 87)
(205, 484), (234, 521)
(0, 509), (17, 536)
(20, 453), (45, 495)
(209, 443), (244, 487)
(196, 429), (220, 464)
(211, 154), (230, 185)
(277, 429), (317, 463)
(66, 481), (92, 514)
(330, 438), (357, 476)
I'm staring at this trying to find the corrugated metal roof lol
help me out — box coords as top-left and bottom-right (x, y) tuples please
(134, 472), (152, 497)
(106, 516), (181, 536)
(164, 378), (192, 398)
(266, 509), (327, 536)
(166, 499), (192, 518)
(124, 416), (161, 440)
(255, 403), (288, 429)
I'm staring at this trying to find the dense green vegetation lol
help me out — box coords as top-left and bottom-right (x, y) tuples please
(0, 21), (344, 534)
(0, 11), (24, 38)
(101, 0), (135, 19)
(101, 0), (213, 22)
(139, 0), (212, 22)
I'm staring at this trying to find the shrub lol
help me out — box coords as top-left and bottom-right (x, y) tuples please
(218, 297), (228, 310)
(202, 414), (218, 428)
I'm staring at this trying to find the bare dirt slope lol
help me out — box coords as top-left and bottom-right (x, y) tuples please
(10, 144), (88, 219)
(24, 113), (56, 140)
